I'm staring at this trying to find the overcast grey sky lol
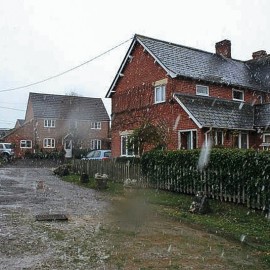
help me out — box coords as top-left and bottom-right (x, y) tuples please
(0, 0), (269, 128)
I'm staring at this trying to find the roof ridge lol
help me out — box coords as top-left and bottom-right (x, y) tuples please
(29, 92), (101, 100)
(135, 34), (243, 63)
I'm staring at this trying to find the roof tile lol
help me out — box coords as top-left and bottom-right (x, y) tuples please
(29, 92), (110, 121)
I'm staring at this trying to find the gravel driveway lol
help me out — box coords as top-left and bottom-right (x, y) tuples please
(0, 161), (109, 269)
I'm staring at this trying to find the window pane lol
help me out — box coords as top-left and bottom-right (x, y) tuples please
(264, 135), (270, 143)
(196, 85), (209, 96)
(104, 151), (111, 158)
(233, 134), (239, 148)
(87, 151), (95, 158)
(121, 135), (137, 156)
(180, 131), (196, 150)
(241, 133), (248, 149)
(121, 136), (127, 155)
(192, 131), (197, 149)
(44, 138), (55, 148)
(155, 85), (165, 103)
(94, 151), (101, 157)
(216, 131), (223, 145)
(233, 90), (244, 101)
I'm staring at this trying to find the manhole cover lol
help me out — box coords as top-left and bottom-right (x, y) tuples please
(35, 214), (69, 221)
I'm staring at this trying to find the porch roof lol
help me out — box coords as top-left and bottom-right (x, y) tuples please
(254, 103), (270, 128)
(174, 93), (255, 130)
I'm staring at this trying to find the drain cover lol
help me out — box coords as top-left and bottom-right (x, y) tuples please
(35, 214), (69, 221)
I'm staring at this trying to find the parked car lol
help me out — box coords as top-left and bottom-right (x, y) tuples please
(81, 150), (111, 160)
(0, 142), (15, 161)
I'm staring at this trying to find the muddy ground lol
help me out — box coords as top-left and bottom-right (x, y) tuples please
(0, 160), (268, 269)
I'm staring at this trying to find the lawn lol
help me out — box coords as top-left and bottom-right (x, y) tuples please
(61, 173), (270, 268)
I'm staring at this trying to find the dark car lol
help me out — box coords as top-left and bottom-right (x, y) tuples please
(81, 150), (111, 160)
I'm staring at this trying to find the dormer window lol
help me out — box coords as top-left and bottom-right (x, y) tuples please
(154, 85), (166, 103)
(232, 89), (244, 101)
(196, 85), (209, 96)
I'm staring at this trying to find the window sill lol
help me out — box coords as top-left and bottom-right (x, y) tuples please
(232, 98), (244, 102)
(154, 100), (166, 104)
(196, 93), (209, 97)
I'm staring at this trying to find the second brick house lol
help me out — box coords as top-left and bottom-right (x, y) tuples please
(4, 92), (110, 157)
(106, 34), (270, 157)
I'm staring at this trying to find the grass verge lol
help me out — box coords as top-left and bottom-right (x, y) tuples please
(61, 173), (270, 266)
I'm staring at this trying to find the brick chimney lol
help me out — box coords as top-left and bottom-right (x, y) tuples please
(215, 39), (231, 58)
(252, 50), (267, 60)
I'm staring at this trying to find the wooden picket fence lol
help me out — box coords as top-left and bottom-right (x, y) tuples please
(72, 159), (142, 183)
(72, 159), (270, 210)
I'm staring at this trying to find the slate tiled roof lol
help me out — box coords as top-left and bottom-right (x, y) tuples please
(246, 56), (270, 90)
(29, 92), (110, 121)
(106, 34), (270, 97)
(174, 93), (254, 130)
(254, 103), (270, 127)
(16, 119), (25, 126)
(136, 35), (268, 91)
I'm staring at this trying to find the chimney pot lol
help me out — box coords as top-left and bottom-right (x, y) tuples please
(252, 50), (267, 60)
(215, 39), (231, 58)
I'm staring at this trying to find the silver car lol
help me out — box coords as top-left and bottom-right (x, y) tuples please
(0, 143), (15, 161)
(81, 150), (111, 160)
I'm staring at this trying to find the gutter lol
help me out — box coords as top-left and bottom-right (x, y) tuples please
(204, 127), (212, 146)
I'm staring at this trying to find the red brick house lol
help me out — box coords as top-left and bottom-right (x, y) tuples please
(4, 92), (110, 157)
(106, 34), (270, 157)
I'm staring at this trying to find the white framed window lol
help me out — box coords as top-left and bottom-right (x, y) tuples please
(154, 85), (166, 104)
(121, 135), (138, 156)
(233, 132), (249, 149)
(43, 138), (55, 148)
(261, 133), (270, 150)
(263, 134), (270, 143)
(196, 85), (209, 96)
(178, 129), (197, 150)
(232, 89), (244, 101)
(20, 140), (32, 148)
(90, 139), (101, 150)
(44, 119), (55, 128)
(205, 130), (224, 146)
(215, 131), (224, 146)
(91, 122), (101, 129)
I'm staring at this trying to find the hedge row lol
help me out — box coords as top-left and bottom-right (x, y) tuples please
(141, 149), (270, 208)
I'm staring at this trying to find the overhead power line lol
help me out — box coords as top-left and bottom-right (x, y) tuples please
(0, 106), (25, 111)
(0, 120), (14, 124)
(0, 37), (132, 93)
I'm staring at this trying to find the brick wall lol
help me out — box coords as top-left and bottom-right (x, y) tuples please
(4, 118), (110, 157)
(34, 118), (110, 151)
(4, 121), (34, 157)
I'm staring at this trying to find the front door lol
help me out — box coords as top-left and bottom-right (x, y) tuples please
(64, 139), (72, 158)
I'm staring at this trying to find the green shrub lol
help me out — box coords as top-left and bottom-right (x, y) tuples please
(141, 149), (270, 209)
(115, 156), (141, 164)
(73, 148), (89, 159)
